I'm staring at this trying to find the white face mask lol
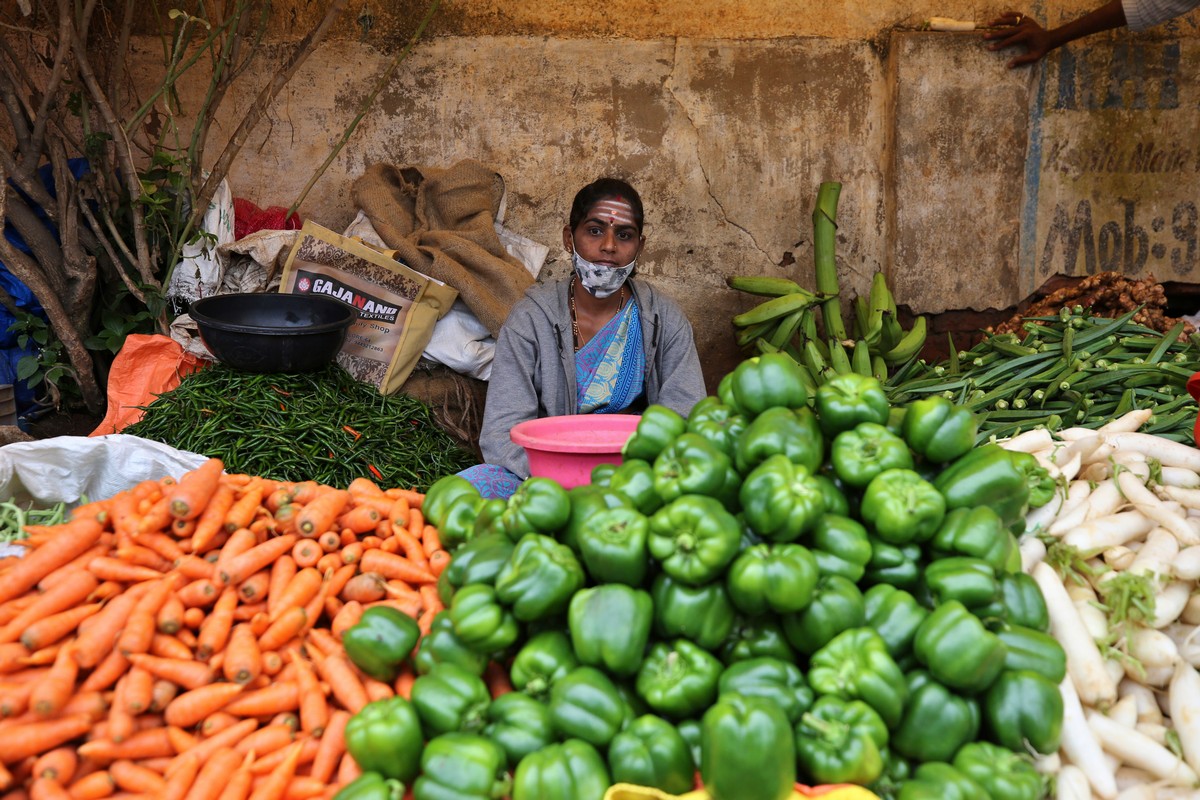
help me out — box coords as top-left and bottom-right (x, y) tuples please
(572, 249), (635, 298)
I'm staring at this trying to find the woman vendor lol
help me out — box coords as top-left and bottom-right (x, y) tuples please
(460, 178), (707, 498)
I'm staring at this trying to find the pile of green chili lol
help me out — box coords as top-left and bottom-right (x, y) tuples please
(124, 364), (478, 491)
(886, 307), (1200, 443)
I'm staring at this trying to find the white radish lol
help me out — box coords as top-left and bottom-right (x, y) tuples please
(1063, 510), (1157, 553)
(1119, 678), (1164, 725)
(1055, 764), (1094, 800)
(1113, 452), (1152, 481)
(1100, 409), (1155, 434)
(1025, 491), (1064, 534)
(1136, 721), (1169, 745)
(1082, 462), (1115, 482)
(1001, 428), (1055, 452)
(1116, 469), (1200, 547)
(1173, 546), (1200, 580)
(1054, 435), (1105, 466)
(1105, 656), (1130, 689)
(1083, 479), (1126, 523)
(1057, 427), (1098, 442)
(1088, 711), (1199, 785)
(1128, 528), (1180, 579)
(1109, 693), (1140, 727)
(1126, 627), (1180, 672)
(1019, 535), (1047, 571)
(1059, 451), (1084, 482)
(1076, 603), (1112, 649)
(1059, 676), (1119, 799)
(1113, 777), (1158, 800)
(1169, 659), (1200, 779)
(1034, 751), (1061, 774)
(1103, 545), (1137, 571)
(1153, 581), (1194, 629)
(1161, 466), (1200, 489)
(1034, 562), (1119, 708)
(1107, 432), (1200, 471)
(1141, 664), (1175, 688)
(1159, 485), (1200, 511)
(1164, 623), (1200, 668)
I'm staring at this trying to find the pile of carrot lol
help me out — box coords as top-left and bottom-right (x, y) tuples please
(0, 457), (451, 800)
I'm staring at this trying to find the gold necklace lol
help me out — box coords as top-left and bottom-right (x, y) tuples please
(569, 277), (626, 351)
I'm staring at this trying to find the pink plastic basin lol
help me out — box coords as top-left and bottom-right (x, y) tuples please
(510, 414), (642, 489)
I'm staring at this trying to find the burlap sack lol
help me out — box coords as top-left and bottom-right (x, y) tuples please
(352, 160), (534, 336)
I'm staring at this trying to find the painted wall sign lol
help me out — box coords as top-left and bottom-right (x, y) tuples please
(1024, 40), (1200, 294)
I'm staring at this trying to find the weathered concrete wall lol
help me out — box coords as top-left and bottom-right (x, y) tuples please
(105, 0), (1200, 386)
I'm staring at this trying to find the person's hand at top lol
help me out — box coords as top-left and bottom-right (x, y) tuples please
(982, 11), (1057, 67)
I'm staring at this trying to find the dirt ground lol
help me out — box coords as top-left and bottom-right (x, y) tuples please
(24, 409), (105, 440)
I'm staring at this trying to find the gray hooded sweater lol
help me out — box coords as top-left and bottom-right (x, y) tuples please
(479, 277), (707, 477)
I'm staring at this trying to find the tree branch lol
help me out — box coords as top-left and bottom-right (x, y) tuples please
(22, 2), (73, 172)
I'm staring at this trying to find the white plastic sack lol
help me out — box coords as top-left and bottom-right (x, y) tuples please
(167, 178), (236, 304)
(423, 299), (496, 381)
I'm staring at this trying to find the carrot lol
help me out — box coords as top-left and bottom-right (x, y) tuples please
(375, 594), (422, 621)
(258, 607), (307, 653)
(419, 584), (443, 616)
(485, 661), (513, 699)
(20, 644), (64, 668)
(168, 459), (225, 522)
(290, 541), (320, 570)
(363, 677), (393, 703)
(177, 579), (220, 609)
(215, 528), (259, 573)
(182, 607), (206, 630)
(215, 751), (255, 800)
(360, 535), (383, 551)
(199, 711), (238, 738)
(417, 609), (436, 638)
(260, 651), (284, 677)
(339, 542), (364, 566)
(0, 518), (104, 605)
(233, 602), (267, 622)
(119, 578), (179, 657)
(20, 604), (101, 652)
(32, 747), (77, 783)
(85, 581), (122, 603)
(346, 477), (384, 500)
(183, 746), (242, 800)
(421, 524), (442, 557)
(135, 531), (186, 563)
(391, 531), (429, 573)
(169, 718), (256, 768)
(121, 666), (154, 715)
(196, 587), (238, 661)
(247, 740), (303, 800)
(312, 653), (368, 715)
(218, 536), (299, 587)
(334, 506), (379, 536)
(0, 573), (99, 645)
(79, 650), (129, 693)
(358, 550), (435, 585)
(378, 537), (400, 554)
(76, 726), (175, 763)
(70, 496), (114, 524)
(337, 573), (385, 605)
(108, 760), (166, 795)
(86, 557), (164, 584)
(335, 750), (361, 785)
(73, 584), (150, 669)
(267, 570), (322, 624)
(191, 484), (236, 555)
(157, 594), (185, 635)
(163, 683), (244, 729)
(162, 750), (201, 800)
(135, 496), (173, 538)
(0, 713), (91, 763)
(222, 682), (299, 719)
(32, 547), (108, 593)
(66, 770), (116, 799)
(330, 602), (363, 640)
(233, 723), (294, 758)
(29, 777), (72, 800)
(150, 678), (179, 713)
(265, 557), (296, 618)
(288, 652), (327, 737)
(294, 491), (350, 539)
(393, 666), (416, 700)
(225, 484), (265, 535)
(387, 496), (410, 531)
(0, 680), (31, 717)
(174, 555), (215, 582)
(237, 572), (270, 605)
(427, 549), (450, 577)
(127, 653), (214, 691)
(308, 710), (348, 784)
(316, 531), (341, 554)
(302, 628), (339, 658)
(222, 624), (262, 686)
(150, 634), (196, 662)
(288, 482), (321, 506)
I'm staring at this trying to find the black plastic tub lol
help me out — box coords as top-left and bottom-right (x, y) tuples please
(189, 292), (357, 373)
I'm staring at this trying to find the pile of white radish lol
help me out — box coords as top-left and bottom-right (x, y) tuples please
(1001, 409), (1200, 800)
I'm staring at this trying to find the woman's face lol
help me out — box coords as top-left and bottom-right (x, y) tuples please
(563, 197), (644, 269)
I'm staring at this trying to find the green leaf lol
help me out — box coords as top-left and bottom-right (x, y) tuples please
(15, 357), (38, 381)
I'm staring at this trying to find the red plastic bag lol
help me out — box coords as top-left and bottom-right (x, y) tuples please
(90, 334), (205, 436)
(233, 198), (302, 240)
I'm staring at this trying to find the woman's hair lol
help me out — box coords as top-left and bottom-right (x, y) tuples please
(568, 178), (645, 233)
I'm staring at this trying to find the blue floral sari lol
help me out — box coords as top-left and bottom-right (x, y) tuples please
(460, 299), (644, 499)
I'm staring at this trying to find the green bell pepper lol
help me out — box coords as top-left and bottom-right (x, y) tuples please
(412, 732), (510, 800)
(344, 695), (424, 783)
(482, 691), (555, 766)
(913, 600), (1006, 694)
(333, 772), (405, 800)
(724, 351), (810, 419)
(410, 662), (491, 736)
(901, 396), (979, 464)
(814, 474), (852, 517)
(548, 666), (631, 747)
(830, 422), (914, 489)
(470, 497), (508, 541)
(341, 605), (420, 683)
(509, 630), (579, 699)
(608, 714), (696, 796)
(511, 739), (610, 800)
(923, 557), (1000, 610)
(653, 432), (734, 502)
(497, 477), (571, 540)
(984, 669), (1063, 755)
(892, 670), (980, 764)
(438, 495), (488, 551)
(794, 695), (888, 786)
(444, 534), (515, 590)
(651, 573), (736, 651)
(494, 533), (585, 622)
(721, 617), (798, 664)
(687, 396), (749, 460)
(623, 404), (688, 463)
(648, 495), (741, 585)
(576, 506), (649, 586)
(592, 463), (617, 486)
(606, 458), (663, 516)
(809, 513), (873, 582)
(423, 475), (481, 534)
(677, 718), (702, 767)
(734, 406), (824, 476)
(739, 454), (827, 543)
(616, 680), (650, 719)
(568, 584), (653, 678)
(995, 623), (1067, 683)
(898, 762), (990, 800)
(1010, 450), (1057, 509)
(413, 611), (488, 676)
(701, 694), (796, 800)
(636, 639), (724, 719)
(860, 468), (946, 545)
(782, 575), (866, 656)
(814, 373), (891, 437)
(864, 537), (923, 590)
(869, 749), (913, 800)
(933, 444), (1035, 529)
(448, 584), (520, 656)
(952, 741), (1044, 800)
(999, 572), (1050, 632)
(562, 485), (632, 553)
(864, 584), (928, 659)
(808, 627), (908, 729)
(717, 656), (813, 724)
(726, 542), (819, 615)
(931, 506), (1015, 573)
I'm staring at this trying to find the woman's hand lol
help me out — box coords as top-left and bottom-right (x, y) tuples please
(982, 11), (1056, 67)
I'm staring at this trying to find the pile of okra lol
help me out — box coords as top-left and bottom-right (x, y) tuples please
(885, 307), (1200, 444)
